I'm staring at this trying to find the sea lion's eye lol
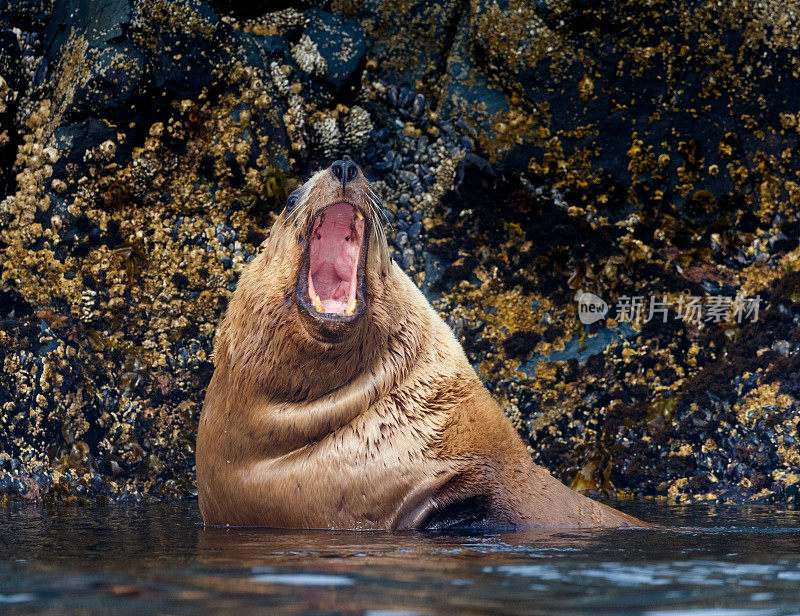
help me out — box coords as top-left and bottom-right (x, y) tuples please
(287, 193), (298, 213)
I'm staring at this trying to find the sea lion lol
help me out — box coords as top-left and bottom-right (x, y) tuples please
(197, 160), (646, 529)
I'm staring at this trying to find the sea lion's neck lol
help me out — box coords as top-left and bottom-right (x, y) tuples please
(241, 297), (428, 454)
(218, 263), (428, 417)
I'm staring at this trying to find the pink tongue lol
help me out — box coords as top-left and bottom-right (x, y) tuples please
(308, 203), (364, 313)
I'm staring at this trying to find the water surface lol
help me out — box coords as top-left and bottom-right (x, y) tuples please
(1, 501), (799, 615)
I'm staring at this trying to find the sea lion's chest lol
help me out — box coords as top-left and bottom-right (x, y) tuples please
(239, 398), (452, 529)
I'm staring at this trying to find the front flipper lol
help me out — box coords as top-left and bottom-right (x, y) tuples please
(390, 473), (505, 531)
(417, 494), (495, 531)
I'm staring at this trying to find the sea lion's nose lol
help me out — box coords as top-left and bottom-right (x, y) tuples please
(330, 160), (359, 186)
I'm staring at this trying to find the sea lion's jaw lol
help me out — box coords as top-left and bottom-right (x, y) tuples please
(296, 201), (369, 335)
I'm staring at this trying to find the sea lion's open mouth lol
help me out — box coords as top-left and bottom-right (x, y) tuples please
(297, 201), (368, 323)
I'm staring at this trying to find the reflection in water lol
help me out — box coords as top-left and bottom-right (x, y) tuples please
(0, 501), (799, 615)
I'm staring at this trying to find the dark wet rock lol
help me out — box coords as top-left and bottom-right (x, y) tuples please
(302, 8), (365, 97)
(132, 1), (223, 101)
(0, 286), (34, 319)
(205, 0), (316, 20)
(44, 0), (133, 62)
(68, 42), (147, 122)
(355, 0), (465, 85)
(437, 7), (511, 164)
(0, 29), (22, 90)
(52, 118), (117, 170)
(502, 330), (541, 361)
(0, 0), (49, 30)
(0, 29), (20, 197)
(225, 28), (292, 72)
(236, 100), (290, 171)
(455, 153), (496, 195)
(518, 324), (637, 377)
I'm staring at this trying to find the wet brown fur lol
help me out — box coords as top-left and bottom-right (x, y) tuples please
(196, 164), (647, 529)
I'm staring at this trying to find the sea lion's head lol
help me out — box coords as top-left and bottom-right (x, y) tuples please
(222, 161), (395, 399)
(285, 160), (390, 340)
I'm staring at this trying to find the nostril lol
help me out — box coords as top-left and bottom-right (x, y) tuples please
(331, 161), (344, 182)
(346, 162), (358, 182)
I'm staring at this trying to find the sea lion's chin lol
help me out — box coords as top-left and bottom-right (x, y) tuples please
(295, 200), (369, 341)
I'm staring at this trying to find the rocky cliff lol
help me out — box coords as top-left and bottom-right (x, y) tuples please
(1, 0), (798, 504)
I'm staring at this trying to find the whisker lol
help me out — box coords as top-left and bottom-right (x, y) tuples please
(364, 192), (390, 274)
(367, 187), (389, 224)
